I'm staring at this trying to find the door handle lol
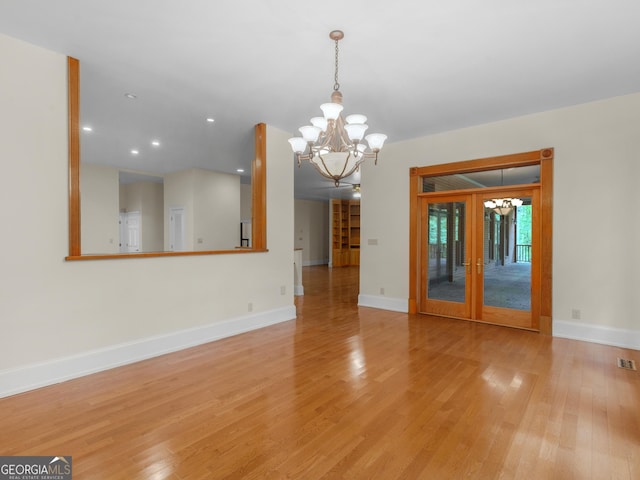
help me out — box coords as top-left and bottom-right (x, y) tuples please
(477, 258), (483, 274)
(462, 260), (471, 274)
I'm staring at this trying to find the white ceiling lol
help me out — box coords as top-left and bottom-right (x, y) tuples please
(1, 0), (639, 200)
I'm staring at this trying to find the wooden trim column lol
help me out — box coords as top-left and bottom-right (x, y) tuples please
(408, 167), (420, 314)
(68, 57), (81, 257)
(252, 123), (267, 250)
(539, 148), (554, 334)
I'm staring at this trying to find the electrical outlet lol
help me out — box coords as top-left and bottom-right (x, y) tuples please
(280, 285), (286, 295)
(248, 302), (253, 312)
(571, 309), (581, 320)
(380, 287), (385, 295)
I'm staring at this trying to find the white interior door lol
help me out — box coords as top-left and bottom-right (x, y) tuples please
(169, 207), (186, 251)
(120, 211), (141, 253)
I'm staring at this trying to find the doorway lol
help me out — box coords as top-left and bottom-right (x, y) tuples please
(409, 148), (553, 333)
(421, 189), (539, 329)
(169, 207), (186, 252)
(119, 211), (141, 253)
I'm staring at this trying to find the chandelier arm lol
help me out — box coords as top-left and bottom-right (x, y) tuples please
(334, 115), (353, 152)
(296, 152), (313, 164)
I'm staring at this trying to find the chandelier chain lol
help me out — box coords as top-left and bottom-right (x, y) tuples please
(333, 38), (340, 91)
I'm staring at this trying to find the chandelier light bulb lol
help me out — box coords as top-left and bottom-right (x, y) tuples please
(365, 133), (387, 151)
(310, 117), (328, 132)
(299, 125), (321, 143)
(320, 103), (343, 120)
(346, 114), (367, 124)
(345, 123), (368, 141)
(288, 137), (307, 154)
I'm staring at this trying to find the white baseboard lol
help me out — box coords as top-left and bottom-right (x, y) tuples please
(0, 306), (297, 399)
(352, 301), (640, 351)
(294, 285), (304, 296)
(358, 294), (408, 313)
(554, 319), (640, 351)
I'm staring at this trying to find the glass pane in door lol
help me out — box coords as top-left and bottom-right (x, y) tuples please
(483, 198), (531, 310)
(427, 201), (467, 303)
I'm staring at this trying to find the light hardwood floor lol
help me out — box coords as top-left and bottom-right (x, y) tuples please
(2, 266), (639, 479)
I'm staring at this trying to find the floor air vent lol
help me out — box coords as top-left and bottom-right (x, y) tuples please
(617, 358), (637, 371)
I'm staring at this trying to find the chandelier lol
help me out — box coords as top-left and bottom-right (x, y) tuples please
(288, 30), (387, 186)
(484, 197), (523, 216)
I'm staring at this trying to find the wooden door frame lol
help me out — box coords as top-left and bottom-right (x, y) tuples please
(409, 148), (554, 334)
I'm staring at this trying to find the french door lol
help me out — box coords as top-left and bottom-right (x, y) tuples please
(420, 188), (540, 330)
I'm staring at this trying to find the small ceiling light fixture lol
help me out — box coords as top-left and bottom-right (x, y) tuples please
(484, 198), (523, 216)
(124, 93), (137, 99)
(206, 117), (215, 123)
(130, 149), (139, 155)
(82, 126), (93, 132)
(289, 30), (387, 186)
(151, 140), (160, 147)
(236, 168), (245, 173)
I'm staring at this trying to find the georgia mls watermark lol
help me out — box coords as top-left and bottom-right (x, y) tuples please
(0, 456), (72, 480)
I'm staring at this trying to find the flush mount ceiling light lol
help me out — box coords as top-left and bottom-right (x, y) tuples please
(289, 30), (387, 186)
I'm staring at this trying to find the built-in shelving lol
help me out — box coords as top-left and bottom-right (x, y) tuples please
(331, 199), (360, 266)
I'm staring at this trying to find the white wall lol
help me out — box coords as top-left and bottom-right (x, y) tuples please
(294, 199), (330, 266)
(359, 93), (640, 348)
(80, 163), (119, 254)
(0, 33), (295, 396)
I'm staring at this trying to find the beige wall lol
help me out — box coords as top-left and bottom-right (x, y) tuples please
(240, 183), (252, 221)
(80, 163), (119, 254)
(360, 92), (640, 342)
(294, 199), (330, 266)
(164, 168), (241, 251)
(0, 33), (295, 395)
(193, 168), (240, 250)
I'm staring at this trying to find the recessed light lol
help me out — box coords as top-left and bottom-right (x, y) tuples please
(236, 168), (245, 173)
(151, 140), (160, 147)
(125, 93), (137, 99)
(206, 117), (215, 123)
(131, 149), (139, 155)
(82, 126), (93, 132)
